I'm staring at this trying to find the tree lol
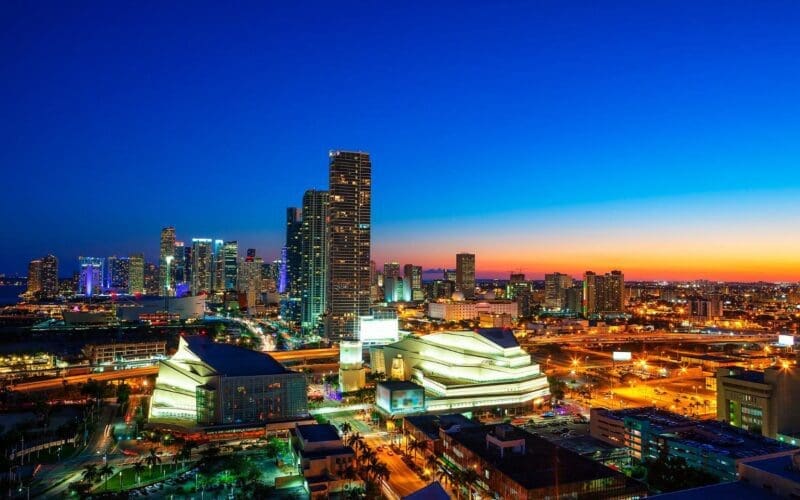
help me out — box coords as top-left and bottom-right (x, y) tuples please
(144, 447), (162, 473)
(339, 421), (352, 438)
(547, 375), (566, 402)
(425, 453), (438, 481)
(116, 383), (132, 406)
(99, 464), (114, 491)
(81, 463), (99, 484)
(133, 461), (145, 486)
(645, 446), (718, 493)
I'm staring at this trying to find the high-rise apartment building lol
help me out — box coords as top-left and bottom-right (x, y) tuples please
(300, 190), (329, 333)
(326, 150), (371, 340)
(191, 238), (213, 295)
(383, 262), (400, 279)
(246, 248), (257, 261)
(129, 254), (145, 295)
(173, 242), (187, 287)
(223, 241), (238, 290)
(544, 272), (573, 310)
(26, 259), (42, 297)
(78, 257), (104, 296)
(159, 226), (176, 296)
(456, 253), (476, 299)
(582, 270), (625, 316)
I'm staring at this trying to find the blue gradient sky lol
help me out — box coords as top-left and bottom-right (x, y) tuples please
(2, 1), (800, 280)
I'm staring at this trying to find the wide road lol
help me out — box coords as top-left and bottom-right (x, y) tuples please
(522, 331), (774, 346)
(364, 435), (428, 498)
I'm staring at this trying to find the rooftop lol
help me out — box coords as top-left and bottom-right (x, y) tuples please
(296, 424), (341, 443)
(720, 369), (766, 383)
(476, 328), (519, 349)
(405, 413), (480, 440)
(379, 380), (424, 391)
(651, 481), (773, 499)
(445, 424), (630, 490)
(401, 482), (450, 500)
(184, 335), (290, 377)
(739, 453), (800, 481)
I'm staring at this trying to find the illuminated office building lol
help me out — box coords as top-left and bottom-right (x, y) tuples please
(373, 329), (550, 416)
(173, 242), (187, 287)
(128, 254), (145, 295)
(326, 151), (371, 340)
(223, 240), (238, 290)
(427, 299), (517, 321)
(456, 253), (476, 299)
(191, 238), (213, 295)
(149, 335), (308, 426)
(159, 226), (176, 296)
(78, 257), (104, 296)
(544, 272), (573, 310)
(27, 254), (58, 299)
(107, 256), (130, 293)
(300, 189), (329, 333)
(404, 264), (423, 301)
(285, 208), (303, 294)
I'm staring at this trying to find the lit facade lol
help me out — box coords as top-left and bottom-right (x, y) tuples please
(300, 189), (328, 333)
(159, 226), (176, 296)
(427, 300), (518, 321)
(583, 270), (625, 317)
(455, 253), (475, 299)
(128, 253), (145, 294)
(149, 336), (308, 426)
(223, 240), (238, 290)
(191, 238), (213, 295)
(326, 150), (371, 340)
(544, 272), (572, 310)
(107, 255), (130, 293)
(374, 329), (549, 415)
(78, 257), (104, 296)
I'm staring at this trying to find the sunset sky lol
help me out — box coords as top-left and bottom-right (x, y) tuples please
(3, 2), (800, 280)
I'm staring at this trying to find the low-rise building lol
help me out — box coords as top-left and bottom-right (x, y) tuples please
(82, 340), (166, 366)
(440, 423), (645, 499)
(590, 407), (797, 482)
(717, 366), (800, 439)
(293, 423), (361, 499)
(427, 300), (517, 321)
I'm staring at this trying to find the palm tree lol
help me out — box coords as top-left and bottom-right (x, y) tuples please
(341, 463), (358, 492)
(98, 464), (114, 491)
(81, 463), (99, 484)
(425, 453), (438, 481)
(345, 432), (365, 460)
(340, 421), (352, 438)
(373, 462), (390, 485)
(459, 468), (479, 500)
(144, 447), (162, 475)
(133, 461), (145, 486)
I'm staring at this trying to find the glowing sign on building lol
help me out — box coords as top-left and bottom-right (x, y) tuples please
(778, 334), (795, 347)
(358, 315), (399, 346)
(612, 351), (632, 361)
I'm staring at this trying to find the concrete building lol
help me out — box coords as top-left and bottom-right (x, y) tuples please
(717, 366), (800, 439)
(82, 340), (166, 366)
(427, 299), (518, 321)
(440, 424), (645, 499)
(300, 189), (328, 333)
(590, 407), (796, 482)
(583, 270), (625, 317)
(544, 272), (572, 310)
(149, 336), (308, 426)
(293, 423), (361, 499)
(159, 226), (176, 296)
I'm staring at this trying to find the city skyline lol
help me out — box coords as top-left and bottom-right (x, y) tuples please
(5, 2), (800, 281)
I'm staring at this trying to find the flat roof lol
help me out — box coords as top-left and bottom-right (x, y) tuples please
(740, 454), (800, 481)
(379, 380), (424, 391)
(651, 481), (771, 499)
(405, 414), (479, 440)
(401, 482), (450, 500)
(720, 369), (765, 383)
(446, 424), (632, 491)
(296, 424), (341, 443)
(184, 335), (290, 376)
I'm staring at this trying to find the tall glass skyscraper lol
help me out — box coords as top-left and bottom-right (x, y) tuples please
(191, 238), (213, 296)
(223, 240), (239, 290)
(78, 257), (104, 296)
(159, 226), (176, 296)
(326, 151), (371, 340)
(129, 254), (145, 295)
(300, 189), (329, 333)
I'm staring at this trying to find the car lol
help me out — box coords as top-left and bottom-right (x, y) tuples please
(387, 451), (393, 456)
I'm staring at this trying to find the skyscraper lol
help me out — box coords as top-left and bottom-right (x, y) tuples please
(129, 254), (145, 295)
(191, 238), (213, 295)
(107, 256), (131, 293)
(246, 248), (257, 261)
(326, 150), (372, 340)
(173, 241), (187, 286)
(26, 254), (59, 299)
(159, 226), (176, 296)
(456, 253), (476, 298)
(26, 259), (42, 297)
(223, 241), (239, 290)
(300, 189), (329, 333)
(78, 257), (104, 296)
(285, 207), (303, 297)
(404, 264), (423, 301)
(544, 272), (573, 310)
(583, 270), (625, 316)
(211, 239), (224, 293)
